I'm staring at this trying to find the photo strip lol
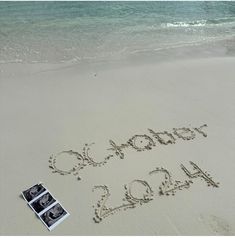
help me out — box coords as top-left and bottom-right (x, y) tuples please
(39, 203), (70, 231)
(22, 183), (46, 203)
(22, 183), (70, 231)
(29, 191), (57, 215)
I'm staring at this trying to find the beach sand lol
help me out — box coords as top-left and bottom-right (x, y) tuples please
(0, 57), (235, 235)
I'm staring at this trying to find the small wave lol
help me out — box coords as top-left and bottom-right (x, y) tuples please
(128, 34), (235, 56)
(207, 16), (235, 25)
(0, 59), (23, 64)
(162, 17), (235, 28)
(162, 20), (207, 28)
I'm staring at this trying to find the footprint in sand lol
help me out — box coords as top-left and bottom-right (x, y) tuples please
(199, 214), (234, 235)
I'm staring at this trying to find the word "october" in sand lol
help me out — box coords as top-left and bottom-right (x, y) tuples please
(48, 124), (208, 180)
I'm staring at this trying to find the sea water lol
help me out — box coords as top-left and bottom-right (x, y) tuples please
(0, 1), (235, 65)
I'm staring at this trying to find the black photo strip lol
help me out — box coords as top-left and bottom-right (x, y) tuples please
(21, 182), (69, 231)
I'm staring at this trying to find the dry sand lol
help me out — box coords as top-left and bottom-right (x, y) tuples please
(0, 57), (235, 235)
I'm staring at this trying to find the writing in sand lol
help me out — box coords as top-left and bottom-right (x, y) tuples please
(92, 161), (219, 223)
(48, 123), (220, 223)
(49, 124), (208, 180)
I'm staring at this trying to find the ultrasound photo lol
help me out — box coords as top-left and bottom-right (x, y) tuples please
(22, 183), (46, 203)
(29, 192), (56, 214)
(40, 203), (69, 230)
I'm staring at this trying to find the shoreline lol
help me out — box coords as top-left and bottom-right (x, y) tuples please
(1, 33), (235, 75)
(1, 54), (235, 78)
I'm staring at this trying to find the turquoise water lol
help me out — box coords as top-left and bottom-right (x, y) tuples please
(0, 1), (235, 64)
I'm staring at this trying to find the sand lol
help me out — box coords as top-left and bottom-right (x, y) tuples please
(0, 57), (235, 235)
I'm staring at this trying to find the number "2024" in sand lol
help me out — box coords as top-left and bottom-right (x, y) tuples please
(92, 160), (219, 223)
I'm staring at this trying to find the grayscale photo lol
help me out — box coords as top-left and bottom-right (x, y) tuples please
(22, 183), (46, 203)
(40, 203), (69, 230)
(29, 192), (56, 214)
